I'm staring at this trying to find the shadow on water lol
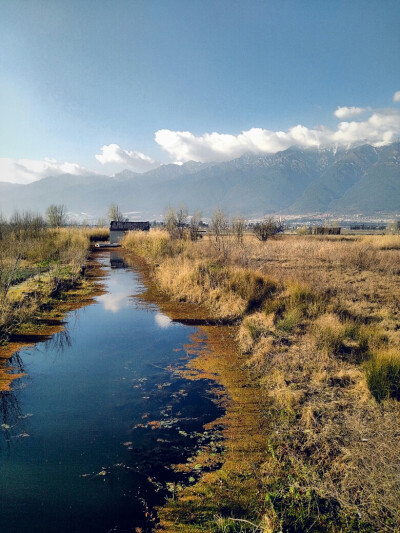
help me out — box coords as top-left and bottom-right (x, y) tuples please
(172, 317), (237, 326)
(0, 251), (224, 533)
(110, 251), (127, 269)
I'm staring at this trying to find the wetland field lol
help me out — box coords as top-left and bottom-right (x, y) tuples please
(123, 229), (400, 533)
(1, 222), (400, 532)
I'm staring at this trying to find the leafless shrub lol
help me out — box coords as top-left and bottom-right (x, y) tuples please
(164, 205), (188, 239)
(253, 217), (283, 241)
(46, 204), (68, 228)
(189, 211), (202, 241)
(211, 208), (231, 257)
(232, 216), (245, 244)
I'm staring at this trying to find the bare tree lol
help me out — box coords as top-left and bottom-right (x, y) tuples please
(8, 211), (46, 239)
(211, 208), (230, 254)
(189, 211), (202, 241)
(175, 205), (188, 239)
(108, 204), (125, 222)
(232, 215), (245, 244)
(46, 205), (67, 228)
(164, 205), (188, 239)
(164, 207), (178, 238)
(96, 217), (107, 227)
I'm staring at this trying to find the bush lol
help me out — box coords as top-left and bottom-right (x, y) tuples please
(253, 217), (283, 241)
(366, 350), (400, 401)
(296, 225), (312, 235)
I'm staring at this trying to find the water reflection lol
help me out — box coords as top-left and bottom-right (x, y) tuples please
(0, 352), (26, 409)
(154, 312), (173, 329)
(97, 257), (135, 313)
(7, 351), (24, 374)
(44, 329), (72, 354)
(0, 391), (23, 431)
(110, 251), (127, 269)
(0, 251), (223, 533)
(98, 291), (130, 313)
(0, 380), (25, 453)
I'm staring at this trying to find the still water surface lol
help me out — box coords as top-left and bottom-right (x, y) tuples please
(0, 252), (221, 532)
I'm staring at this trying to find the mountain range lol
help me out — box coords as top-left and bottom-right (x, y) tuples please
(1, 142), (399, 220)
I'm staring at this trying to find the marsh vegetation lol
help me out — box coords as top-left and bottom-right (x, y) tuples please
(123, 226), (400, 532)
(0, 213), (108, 358)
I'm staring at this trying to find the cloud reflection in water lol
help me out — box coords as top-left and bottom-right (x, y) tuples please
(155, 313), (173, 329)
(98, 292), (130, 313)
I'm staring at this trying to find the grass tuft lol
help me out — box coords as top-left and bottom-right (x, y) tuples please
(365, 349), (400, 401)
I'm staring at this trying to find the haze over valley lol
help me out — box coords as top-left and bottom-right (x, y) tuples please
(1, 142), (400, 221)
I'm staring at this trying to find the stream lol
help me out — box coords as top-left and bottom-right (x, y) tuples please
(0, 251), (223, 533)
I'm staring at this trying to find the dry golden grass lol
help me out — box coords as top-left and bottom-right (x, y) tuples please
(82, 226), (109, 242)
(366, 348), (400, 401)
(124, 230), (400, 531)
(0, 227), (92, 346)
(361, 234), (400, 250)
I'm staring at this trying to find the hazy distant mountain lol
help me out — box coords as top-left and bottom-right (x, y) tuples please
(0, 143), (399, 219)
(114, 160), (211, 183)
(330, 143), (400, 213)
(289, 144), (380, 212)
(0, 182), (22, 194)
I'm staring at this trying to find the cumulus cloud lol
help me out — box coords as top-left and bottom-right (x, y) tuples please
(334, 106), (367, 119)
(393, 91), (400, 103)
(155, 108), (400, 163)
(333, 110), (400, 146)
(154, 127), (309, 163)
(0, 157), (93, 184)
(95, 143), (159, 172)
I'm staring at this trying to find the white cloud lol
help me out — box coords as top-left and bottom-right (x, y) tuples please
(0, 157), (93, 184)
(154, 127), (302, 163)
(3, 96), (400, 184)
(0, 144), (159, 184)
(95, 143), (159, 172)
(154, 126), (322, 162)
(333, 110), (400, 145)
(334, 106), (367, 119)
(155, 108), (400, 163)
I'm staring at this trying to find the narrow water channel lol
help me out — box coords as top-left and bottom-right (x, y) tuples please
(0, 251), (222, 533)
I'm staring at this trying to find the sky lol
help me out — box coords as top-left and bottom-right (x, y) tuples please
(1, 0), (400, 183)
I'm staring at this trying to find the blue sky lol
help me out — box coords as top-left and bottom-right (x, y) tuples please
(1, 0), (400, 182)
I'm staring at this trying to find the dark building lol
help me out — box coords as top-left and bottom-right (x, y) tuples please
(110, 221), (150, 244)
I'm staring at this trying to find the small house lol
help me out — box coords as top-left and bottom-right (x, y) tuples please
(110, 221), (150, 244)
